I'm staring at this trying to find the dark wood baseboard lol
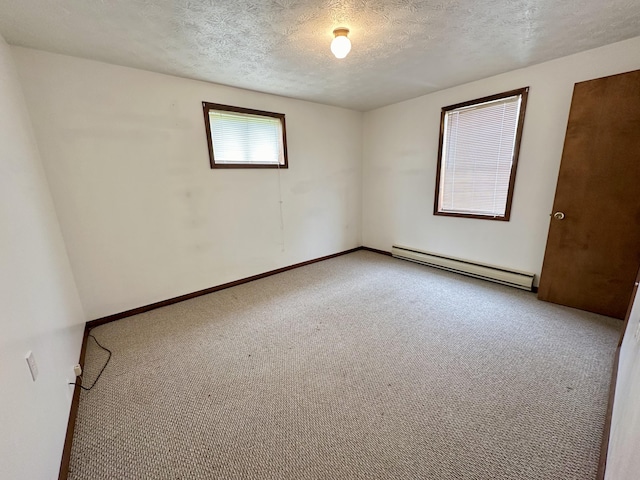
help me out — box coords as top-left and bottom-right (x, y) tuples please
(597, 345), (620, 480)
(87, 247), (362, 329)
(361, 246), (392, 256)
(58, 325), (90, 480)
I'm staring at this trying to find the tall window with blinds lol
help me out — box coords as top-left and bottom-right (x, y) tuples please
(434, 88), (528, 220)
(202, 102), (288, 169)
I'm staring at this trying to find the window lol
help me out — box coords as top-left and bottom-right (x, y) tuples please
(202, 102), (288, 169)
(434, 87), (528, 221)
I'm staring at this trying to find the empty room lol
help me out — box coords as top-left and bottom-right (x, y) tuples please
(2, 1), (640, 479)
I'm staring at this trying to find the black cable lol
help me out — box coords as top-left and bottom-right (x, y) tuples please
(68, 333), (112, 392)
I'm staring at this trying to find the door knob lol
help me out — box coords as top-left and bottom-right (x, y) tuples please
(553, 212), (565, 220)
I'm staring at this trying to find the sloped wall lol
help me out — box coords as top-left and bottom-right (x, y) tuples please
(0, 34), (85, 479)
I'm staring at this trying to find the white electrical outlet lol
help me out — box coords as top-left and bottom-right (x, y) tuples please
(25, 351), (38, 381)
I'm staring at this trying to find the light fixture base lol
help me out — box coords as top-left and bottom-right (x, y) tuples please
(331, 27), (352, 59)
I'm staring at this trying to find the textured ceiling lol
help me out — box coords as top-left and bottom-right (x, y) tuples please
(1, 0), (639, 111)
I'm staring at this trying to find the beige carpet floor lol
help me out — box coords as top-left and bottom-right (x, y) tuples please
(69, 251), (621, 479)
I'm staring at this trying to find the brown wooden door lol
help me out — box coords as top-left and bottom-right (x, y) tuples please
(538, 70), (640, 319)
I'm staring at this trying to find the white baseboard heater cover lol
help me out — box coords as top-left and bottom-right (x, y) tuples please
(392, 245), (535, 291)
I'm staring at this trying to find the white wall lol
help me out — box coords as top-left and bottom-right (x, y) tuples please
(12, 48), (363, 320)
(362, 36), (640, 282)
(0, 35), (85, 479)
(606, 291), (640, 480)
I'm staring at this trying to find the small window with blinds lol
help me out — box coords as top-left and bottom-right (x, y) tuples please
(434, 87), (528, 221)
(202, 102), (288, 169)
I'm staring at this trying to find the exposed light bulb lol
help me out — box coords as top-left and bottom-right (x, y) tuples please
(331, 28), (351, 59)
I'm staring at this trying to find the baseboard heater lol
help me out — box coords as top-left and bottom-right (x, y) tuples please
(391, 245), (535, 291)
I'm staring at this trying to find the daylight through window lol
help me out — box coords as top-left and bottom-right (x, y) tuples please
(434, 88), (528, 220)
(203, 102), (288, 169)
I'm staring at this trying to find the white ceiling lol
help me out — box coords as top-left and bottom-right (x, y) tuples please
(1, 0), (639, 111)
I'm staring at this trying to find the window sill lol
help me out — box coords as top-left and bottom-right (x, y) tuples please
(433, 210), (510, 221)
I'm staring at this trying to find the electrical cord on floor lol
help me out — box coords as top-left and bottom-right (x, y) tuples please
(68, 333), (112, 392)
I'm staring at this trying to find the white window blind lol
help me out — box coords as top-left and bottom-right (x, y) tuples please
(439, 94), (523, 217)
(209, 110), (285, 166)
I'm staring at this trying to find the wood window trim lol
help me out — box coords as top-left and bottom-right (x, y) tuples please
(433, 87), (529, 221)
(202, 102), (289, 169)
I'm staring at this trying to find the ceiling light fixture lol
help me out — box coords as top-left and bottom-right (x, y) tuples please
(331, 28), (351, 59)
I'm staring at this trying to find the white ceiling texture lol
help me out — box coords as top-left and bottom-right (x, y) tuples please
(1, 0), (639, 111)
